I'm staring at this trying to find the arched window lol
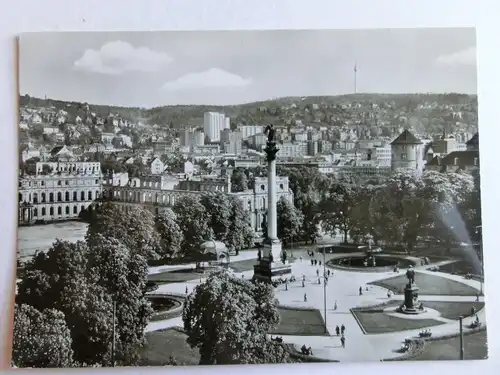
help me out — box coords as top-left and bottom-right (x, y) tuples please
(65, 192), (70, 201)
(41, 193), (46, 203)
(49, 193), (54, 203)
(96, 191), (100, 199)
(81, 191), (85, 200)
(81, 205), (85, 212)
(33, 193), (38, 204)
(73, 191), (77, 201)
(57, 192), (62, 202)
(88, 191), (93, 200)
(262, 197), (266, 209)
(65, 206), (70, 215)
(57, 207), (62, 215)
(34, 208), (38, 217)
(49, 207), (54, 215)
(41, 207), (46, 216)
(73, 206), (77, 214)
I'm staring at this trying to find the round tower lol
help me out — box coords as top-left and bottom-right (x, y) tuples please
(390, 129), (423, 171)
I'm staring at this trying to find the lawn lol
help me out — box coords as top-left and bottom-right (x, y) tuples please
(413, 331), (488, 361)
(139, 328), (200, 366)
(370, 272), (479, 296)
(437, 261), (481, 277)
(422, 301), (485, 320)
(351, 310), (445, 334)
(272, 307), (328, 336)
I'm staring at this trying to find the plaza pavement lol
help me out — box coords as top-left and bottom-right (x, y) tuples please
(145, 255), (486, 362)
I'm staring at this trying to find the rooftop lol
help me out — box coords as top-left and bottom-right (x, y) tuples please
(390, 129), (422, 145)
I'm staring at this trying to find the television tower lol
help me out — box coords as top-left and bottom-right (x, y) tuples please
(354, 62), (357, 94)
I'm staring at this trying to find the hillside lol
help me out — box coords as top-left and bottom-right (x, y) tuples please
(19, 93), (478, 134)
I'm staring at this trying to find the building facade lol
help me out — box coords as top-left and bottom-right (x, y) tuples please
(18, 162), (103, 225)
(102, 173), (293, 234)
(204, 112), (230, 142)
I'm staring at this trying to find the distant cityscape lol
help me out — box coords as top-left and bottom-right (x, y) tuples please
(18, 93), (479, 235)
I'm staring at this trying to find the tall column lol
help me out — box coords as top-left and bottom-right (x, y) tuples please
(267, 159), (277, 241)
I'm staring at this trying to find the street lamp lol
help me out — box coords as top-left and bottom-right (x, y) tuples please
(459, 315), (464, 360)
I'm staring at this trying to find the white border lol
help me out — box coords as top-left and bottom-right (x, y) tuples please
(1, 0), (499, 374)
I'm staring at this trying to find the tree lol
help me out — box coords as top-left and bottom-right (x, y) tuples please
(16, 237), (152, 367)
(13, 304), (74, 368)
(155, 208), (183, 259)
(226, 197), (255, 254)
(320, 182), (360, 243)
(200, 192), (232, 241)
(277, 197), (303, 246)
(86, 235), (153, 366)
(299, 194), (321, 244)
(231, 168), (248, 192)
(173, 195), (214, 261)
(86, 202), (161, 260)
(182, 270), (289, 365)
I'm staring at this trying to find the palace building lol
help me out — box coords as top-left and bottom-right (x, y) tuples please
(18, 162), (103, 225)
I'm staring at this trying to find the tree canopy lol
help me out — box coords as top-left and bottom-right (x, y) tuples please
(182, 270), (289, 365)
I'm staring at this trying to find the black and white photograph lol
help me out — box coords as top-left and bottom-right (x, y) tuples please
(14, 28), (486, 368)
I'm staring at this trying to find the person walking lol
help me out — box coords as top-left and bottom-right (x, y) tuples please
(185, 286), (189, 294)
(304, 293), (307, 302)
(359, 286), (363, 296)
(340, 334), (345, 348)
(334, 300), (338, 310)
(341, 324), (345, 335)
(335, 325), (340, 336)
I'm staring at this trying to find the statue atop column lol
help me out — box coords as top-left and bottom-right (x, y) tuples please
(264, 124), (279, 162)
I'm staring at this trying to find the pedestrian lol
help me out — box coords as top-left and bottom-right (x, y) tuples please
(285, 282), (288, 291)
(334, 300), (338, 310)
(185, 286), (188, 294)
(387, 290), (392, 299)
(359, 286), (363, 296)
(318, 278), (321, 284)
(316, 268), (320, 277)
(311, 259), (314, 266)
(327, 269), (331, 277)
(304, 293), (307, 302)
(340, 335), (345, 348)
(335, 325), (340, 336)
(319, 260), (322, 266)
(341, 324), (345, 335)
(302, 280), (305, 287)
(302, 274), (306, 282)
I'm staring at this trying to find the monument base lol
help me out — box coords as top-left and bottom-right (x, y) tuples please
(397, 284), (426, 315)
(253, 240), (292, 283)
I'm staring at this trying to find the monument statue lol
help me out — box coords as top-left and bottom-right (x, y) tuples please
(264, 124), (276, 143)
(406, 265), (416, 285)
(263, 124), (279, 162)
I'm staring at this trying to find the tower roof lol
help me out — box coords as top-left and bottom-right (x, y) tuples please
(466, 132), (479, 146)
(390, 129), (422, 145)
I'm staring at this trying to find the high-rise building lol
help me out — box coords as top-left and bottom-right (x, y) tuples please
(220, 129), (243, 155)
(204, 112), (230, 142)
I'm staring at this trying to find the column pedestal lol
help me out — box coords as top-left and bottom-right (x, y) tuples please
(253, 240), (292, 283)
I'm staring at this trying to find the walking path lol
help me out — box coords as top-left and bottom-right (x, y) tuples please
(146, 257), (486, 362)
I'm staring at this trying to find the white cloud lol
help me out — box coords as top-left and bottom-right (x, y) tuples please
(162, 68), (252, 91)
(73, 41), (173, 75)
(436, 47), (477, 66)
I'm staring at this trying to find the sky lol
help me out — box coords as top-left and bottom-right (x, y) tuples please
(19, 28), (477, 108)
